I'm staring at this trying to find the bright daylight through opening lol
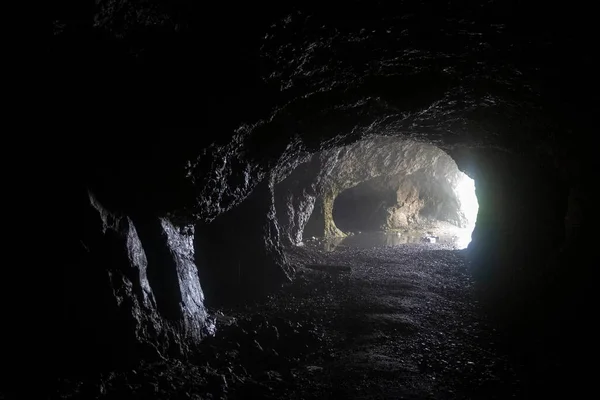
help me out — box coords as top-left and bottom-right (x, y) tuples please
(301, 139), (480, 251)
(454, 172), (478, 249)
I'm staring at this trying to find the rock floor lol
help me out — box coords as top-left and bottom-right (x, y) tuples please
(33, 242), (524, 400)
(272, 243), (522, 399)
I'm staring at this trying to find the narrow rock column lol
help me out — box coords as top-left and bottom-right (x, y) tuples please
(133, 216), (212, 357)
(61, 192), (171, 370)
(160, 220), (211, 341)
(60, 190), (213, 371)
(322, 190), (346, 237)
(304, 190), (346, 238)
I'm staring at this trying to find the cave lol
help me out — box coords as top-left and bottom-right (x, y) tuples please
(325, 141), (478, 248)
(14, 1), (595, 399)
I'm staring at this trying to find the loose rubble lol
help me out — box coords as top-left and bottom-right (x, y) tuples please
(38, 242), (522, 399)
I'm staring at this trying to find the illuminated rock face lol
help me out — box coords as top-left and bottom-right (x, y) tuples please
(332, 167), (473, 233)
(276, 138), (469, 239)
(60, 191), (213, 368)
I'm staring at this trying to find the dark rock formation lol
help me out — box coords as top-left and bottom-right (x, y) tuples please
(59, 191), (212, 374)
(39, 1), (596, 393)
(195, 180), (292, 306)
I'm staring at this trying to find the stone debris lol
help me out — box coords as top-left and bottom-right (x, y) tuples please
(305, 264), (352, 273)
(42, 242), (522, 399)
(421, 234), (440, 243)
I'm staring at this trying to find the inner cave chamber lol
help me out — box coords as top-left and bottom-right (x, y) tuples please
(328, 141), (478, 247)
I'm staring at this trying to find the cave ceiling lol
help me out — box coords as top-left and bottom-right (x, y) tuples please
(50, 0), (594, 219)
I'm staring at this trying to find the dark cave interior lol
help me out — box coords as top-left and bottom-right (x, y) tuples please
(12, 0), (596, 399)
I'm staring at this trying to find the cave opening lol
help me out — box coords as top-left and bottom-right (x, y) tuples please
(332, 163), (478, 249)
(299, 139), (478, 250)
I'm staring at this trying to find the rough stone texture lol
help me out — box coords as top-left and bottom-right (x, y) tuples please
(50, 0), (592, 282)
(334, 175), (423, 232)
(385, 176), (427, 228)
(156, 219), (211, 350)
(333, 168), (465, 233)
(59, 191), (211, 372)
(276, 138), (465, 240)
(43, 1), (596, 388)
(303, 189), (347, 239)
(195, 180), (292, 306)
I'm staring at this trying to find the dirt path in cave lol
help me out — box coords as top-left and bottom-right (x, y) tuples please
(257, 244), (523, 399)
(42, 244), (523, 400)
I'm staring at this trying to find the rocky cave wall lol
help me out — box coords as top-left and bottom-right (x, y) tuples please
(57, 189), (214, 374)
(39, 0), (596, 382)
(449, 143), (594, 367)
(275, 138), (464, 240)
(194, 179), (291, 306)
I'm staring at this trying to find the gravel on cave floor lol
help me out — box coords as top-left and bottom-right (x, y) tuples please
(39, 242), (524, 400)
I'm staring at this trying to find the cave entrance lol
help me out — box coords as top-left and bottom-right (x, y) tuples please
(329, 145), (478, 250)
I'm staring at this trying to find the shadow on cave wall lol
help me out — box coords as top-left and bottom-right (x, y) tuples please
(333, 178), (396, 233)
(451, 146), (596, 392)
(195, 180), (292, 307)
